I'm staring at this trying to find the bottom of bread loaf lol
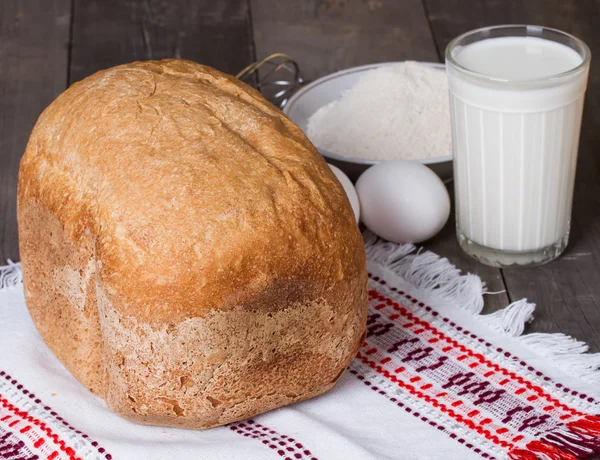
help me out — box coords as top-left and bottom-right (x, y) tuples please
(19, 201), (366, 429)
(98, 294), (362, 429)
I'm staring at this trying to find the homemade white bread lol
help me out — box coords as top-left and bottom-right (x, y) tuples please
(17, 60), (368, 429)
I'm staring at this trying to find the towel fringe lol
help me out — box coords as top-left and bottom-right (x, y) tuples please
(0, 260), (21, 290)
(481, 299), (535, 337)
(518, 332), (600, 383)
(365, 233), (486, 315)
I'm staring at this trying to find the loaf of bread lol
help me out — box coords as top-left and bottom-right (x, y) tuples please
(17, 60), (367, 429)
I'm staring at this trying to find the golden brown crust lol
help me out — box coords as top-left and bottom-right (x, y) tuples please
(17, 59), (367, 429)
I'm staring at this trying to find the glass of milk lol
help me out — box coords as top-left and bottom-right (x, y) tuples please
(446, 25), (591, 267)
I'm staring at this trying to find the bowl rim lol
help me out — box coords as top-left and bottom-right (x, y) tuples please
(283, 61), (453, 165)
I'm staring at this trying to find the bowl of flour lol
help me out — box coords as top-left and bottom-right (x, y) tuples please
(283, 61), (452, 182)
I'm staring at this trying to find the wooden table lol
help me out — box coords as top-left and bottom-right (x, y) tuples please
(1, 0), (599, 352)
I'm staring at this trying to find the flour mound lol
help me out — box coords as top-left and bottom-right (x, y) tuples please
(306, 61), (451, 161)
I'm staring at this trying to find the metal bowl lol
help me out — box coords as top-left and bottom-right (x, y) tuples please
(283, 62), (452, 182)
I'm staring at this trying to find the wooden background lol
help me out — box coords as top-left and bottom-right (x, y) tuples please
(1, 0), (599, 352)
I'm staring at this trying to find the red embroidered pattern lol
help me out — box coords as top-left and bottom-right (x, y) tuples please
(0, 425), (38, 459)
(353, 272), (600, 459)
(349, 367), (493, 458)
(0, 371), (110, 460)
(0, 394), (81, 460)
(0, 369), (318, 460)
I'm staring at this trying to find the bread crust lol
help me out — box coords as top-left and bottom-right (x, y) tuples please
(17, 59), (367, 428)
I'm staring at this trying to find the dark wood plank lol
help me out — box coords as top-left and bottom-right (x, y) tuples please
(0, 0), (71, 262)
(70, 0), (254, 84)
(425, 0), (600, 351)
(250, 0), (438, 82)
(251, 0), (509, 310)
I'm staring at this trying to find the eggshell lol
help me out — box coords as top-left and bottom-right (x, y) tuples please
(329, 163), (360, 223)
(356, 160), (450, 243)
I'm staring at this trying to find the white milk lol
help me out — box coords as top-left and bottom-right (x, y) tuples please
(447, 36), (589, 261)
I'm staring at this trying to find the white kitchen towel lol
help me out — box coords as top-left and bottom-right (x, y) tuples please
(1, 233), (599, 460)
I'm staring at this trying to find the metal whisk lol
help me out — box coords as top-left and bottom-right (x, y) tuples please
(236, 53), (305, 109)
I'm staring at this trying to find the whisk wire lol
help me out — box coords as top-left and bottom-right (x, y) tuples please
(236, 53), (304, 108)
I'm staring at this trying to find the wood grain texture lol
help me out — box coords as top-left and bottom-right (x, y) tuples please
(425, 0), (600, 351)
(251, 0), (509, 311)
(250, 0), (438, 82)
(0, 0), (71, 262)
(69, 0), (254, 83)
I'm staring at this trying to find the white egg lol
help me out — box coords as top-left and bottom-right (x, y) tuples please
(356, 160), (450, 243)
(329, 164), (360, 223)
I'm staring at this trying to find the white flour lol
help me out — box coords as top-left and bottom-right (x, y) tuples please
(306, 61), (451, 161)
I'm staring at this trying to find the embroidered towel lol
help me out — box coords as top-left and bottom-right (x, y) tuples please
(1, 233), (599, 460)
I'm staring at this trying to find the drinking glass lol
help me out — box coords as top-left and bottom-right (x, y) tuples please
(446, 25), (591, 267)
